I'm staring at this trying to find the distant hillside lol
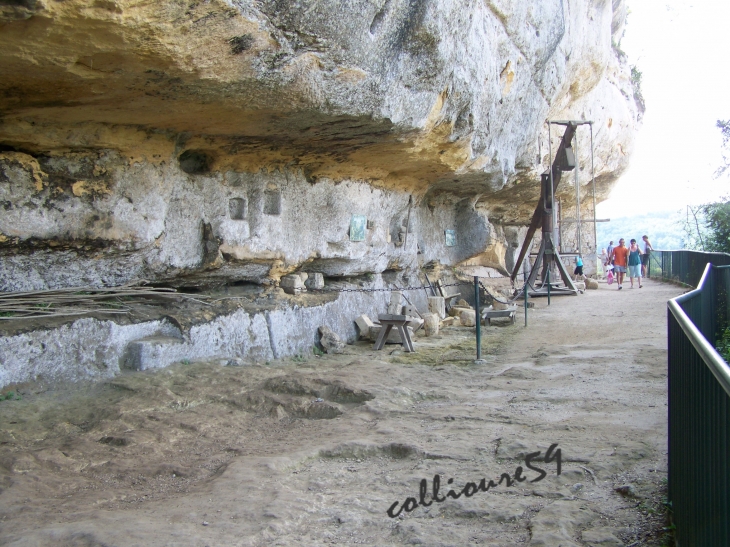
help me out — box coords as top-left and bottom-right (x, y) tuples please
(596, 210), (686, 251)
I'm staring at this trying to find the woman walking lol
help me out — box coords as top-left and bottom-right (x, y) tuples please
(628, 238), (643, 288)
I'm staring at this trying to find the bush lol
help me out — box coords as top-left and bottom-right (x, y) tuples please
(717, 326), (730, 363)
(630, 65), (645, 114)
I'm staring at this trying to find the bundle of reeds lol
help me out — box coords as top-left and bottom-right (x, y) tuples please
(0, 282), (208, 320)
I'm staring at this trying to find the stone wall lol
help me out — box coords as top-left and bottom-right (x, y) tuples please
(0, 277), (422, 388)
(1, 152), (514, 291)
(0, 0), (641, 385)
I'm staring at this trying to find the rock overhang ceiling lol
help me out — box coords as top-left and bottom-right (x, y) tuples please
(1, 0), (638, 198)
(0, 0), (641, 289)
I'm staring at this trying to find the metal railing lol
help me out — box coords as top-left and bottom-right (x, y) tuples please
(667, 263), (730, 546)
(649, 249), (730, 287)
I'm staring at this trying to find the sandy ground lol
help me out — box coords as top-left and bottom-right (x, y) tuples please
(0, 278), (683, 547)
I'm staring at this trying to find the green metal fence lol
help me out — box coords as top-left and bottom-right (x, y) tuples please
(650, 249), (730, 287)
(667, 263), (730, 546)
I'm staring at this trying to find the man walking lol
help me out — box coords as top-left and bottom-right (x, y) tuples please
(641, 235), (653, 277)
(606, 241), (614, 266)
(610, 238), (629, 290)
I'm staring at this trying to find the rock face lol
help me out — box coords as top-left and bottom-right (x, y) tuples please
(0, 0), (639, 291)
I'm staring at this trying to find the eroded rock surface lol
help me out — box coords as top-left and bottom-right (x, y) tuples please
(0, 0), (640, 291)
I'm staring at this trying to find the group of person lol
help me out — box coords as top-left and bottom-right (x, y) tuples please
(602, 235), (653, 290)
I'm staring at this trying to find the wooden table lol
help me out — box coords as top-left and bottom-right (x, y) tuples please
(373, 314), (415, 352)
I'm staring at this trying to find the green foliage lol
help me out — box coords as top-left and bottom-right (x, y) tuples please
(0, 391), (22, 402)
(715, 119), (730, 179)
(312, 345), (325, 357)
(701, 200), (730, 253)
(682, 200), (730, 253)
(596, 211), (685, 251)
(612, 39), (626, 60)
(630, 65), (645, 113)
(717, 326), (730, 363)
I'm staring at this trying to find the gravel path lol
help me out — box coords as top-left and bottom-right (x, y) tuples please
(0, 278), (682, 546)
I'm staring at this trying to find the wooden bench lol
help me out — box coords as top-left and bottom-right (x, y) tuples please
(434, 280), (460, 310)
(373, 314), (415, 352)
(482, 306), (517, 326)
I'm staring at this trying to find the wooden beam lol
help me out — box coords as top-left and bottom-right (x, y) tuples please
(509, 123), (576, 282)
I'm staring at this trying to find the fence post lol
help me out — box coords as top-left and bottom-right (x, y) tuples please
(474, 276), (482, 361)
(524, 280), (529, 327)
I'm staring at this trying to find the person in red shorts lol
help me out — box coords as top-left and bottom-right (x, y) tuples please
(610, 238), (629, 290)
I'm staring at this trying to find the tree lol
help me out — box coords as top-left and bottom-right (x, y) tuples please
(682, 123), (730, 253)
(702, 200), (730, 253)
(682, 201), (730, 253)
(715, 119), (730, 179)
(683, 205), (706, 251)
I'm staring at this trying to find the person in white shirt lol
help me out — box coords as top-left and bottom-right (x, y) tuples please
(641, 235), (653, 277)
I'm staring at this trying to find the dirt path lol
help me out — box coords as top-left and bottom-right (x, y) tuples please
(0, 278), (683, 546)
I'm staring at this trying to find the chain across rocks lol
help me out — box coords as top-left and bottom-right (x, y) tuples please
(306, 281), (488, 294)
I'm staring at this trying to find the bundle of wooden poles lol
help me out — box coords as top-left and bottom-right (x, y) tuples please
(0, 282), (207, 320)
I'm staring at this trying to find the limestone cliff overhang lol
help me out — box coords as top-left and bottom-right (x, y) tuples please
(0, 0), (640, 224)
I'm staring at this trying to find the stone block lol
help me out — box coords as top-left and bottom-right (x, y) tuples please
(305, 272), (324, 290)
(441, 316), (456, 326)
(459, 309), (476, 327)
(493, 300), (509, 310)
(281, 274), (305, 295)
(406, 316), (424, 333)
(423, 313), (439, 337)
(388, 291), (402, 315)
(122, 336), (184, 371)
(428, 296), (445, 319)
(318, 326), (345, 354)
(402, 304), (419, 317)
(298, 272), (308, 283)
(354, 314), (375, 339)
(585, 278), (599, 290)
(456, 299), (470, 308)
(448, 305), (470, 317)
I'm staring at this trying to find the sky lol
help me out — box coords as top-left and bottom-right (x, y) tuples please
(596, 0), (730, 220)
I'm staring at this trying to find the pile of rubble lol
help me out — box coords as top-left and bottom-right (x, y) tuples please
(313, 283), (524, 354)
(353, 291), (483, 345)
(280, 272), (325, 294)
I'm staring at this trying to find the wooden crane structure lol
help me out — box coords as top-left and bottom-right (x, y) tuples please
(510, 120), (593, 297)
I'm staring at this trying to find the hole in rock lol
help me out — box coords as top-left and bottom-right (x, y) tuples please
(263, 184), (281, 215)
(369, 1), (390, 35)
(228, 34), (254, 54)
(228, 197), (247, 220)
(178, 150), (211, 174)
